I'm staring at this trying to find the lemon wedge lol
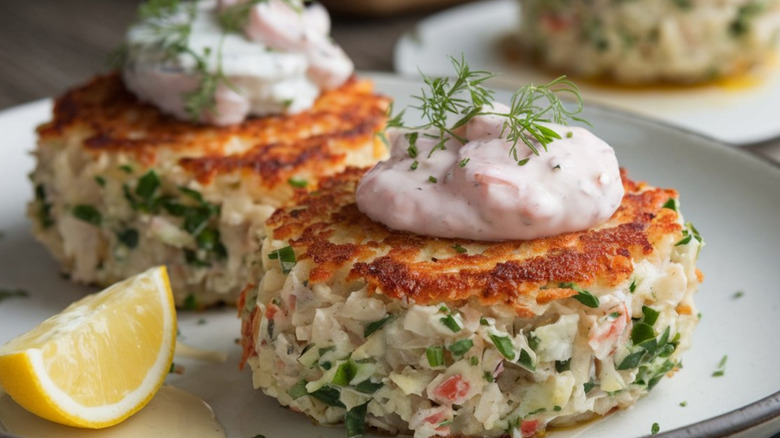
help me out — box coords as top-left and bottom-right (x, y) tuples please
(0, 266), (176, 429)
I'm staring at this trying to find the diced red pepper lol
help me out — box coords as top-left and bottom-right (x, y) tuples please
(433, 374), (471, 404)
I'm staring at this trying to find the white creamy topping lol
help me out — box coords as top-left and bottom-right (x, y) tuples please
(122, 0), (353, 125)
(356, 105), (624, 241)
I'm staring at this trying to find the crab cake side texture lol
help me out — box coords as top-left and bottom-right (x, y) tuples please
(29, 74), (389, 306)
(239, 167), (703, 437)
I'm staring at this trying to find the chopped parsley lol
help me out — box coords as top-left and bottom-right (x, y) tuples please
(364, 315), (392, 337)
(345, 402), (369, 438)
(117, 228), (140, 249)
(34, 185), (54, 229)
(651, 422), (660, 435)
(560, 282), (599, 308)
(489, 334), (515, 360)
(712, 355), (728, 377)
(428, 175), (438, 183)
(662, 198), (677, 211)
(459, 158), (470, 167)
(332, 361), (358, 386)
(268, 246), (296, 274)
(452, 243), (467, 254)
(447, 339), (474, 357)
(733, 290), (744, 299)
(310, 386), (345, 408)
(287, 177), (308, 188)
(183, 293), (198, 311)
(72, 205), (102, 226)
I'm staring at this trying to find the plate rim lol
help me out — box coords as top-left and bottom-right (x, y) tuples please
(1, 73), (780, 438)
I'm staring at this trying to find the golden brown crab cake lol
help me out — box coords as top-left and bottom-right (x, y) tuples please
(239, 167), (702, 437)
(29, 74), (389, 307)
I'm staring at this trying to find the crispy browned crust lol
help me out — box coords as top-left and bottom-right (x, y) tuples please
(37, 73), (389, 187)
(267, 168), (682, 316)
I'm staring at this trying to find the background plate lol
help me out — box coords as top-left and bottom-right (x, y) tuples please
(1, 73), (780, 437)
(394, 0), (780, 146)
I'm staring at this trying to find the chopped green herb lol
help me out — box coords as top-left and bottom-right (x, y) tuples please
(733, 290), (744, 299)
(489, 334), (515, 360)
(364, 315), (392, 337)
(583, 380), (596, 394)
(469, 356), (479, 366)
(354, 380), (383, 394)
(72, 205), (102, 226)
(555, 359), (571, 372)
(117, 228), (139, 249)
(288, 380), (308, 399)
(439, 314), (461, 332)
(135, 170), (161, 208)
(452, 244), (467, 254)
(680, 401), (687, 407)
(34, 185), (54, 229)
(459, 158), (470, 167)
(287, 178), (308, 188)
(517, 349), (535, 371)
(184, 249), (210, 267)
(554, 405), (562, 411)
(651, 422), (660, 435)
(95, 176), (106, 187)
(310, 386), (345, 408)
(119, 164), (133, 174)
(560, 282), (599, 308)
(483, 371), (494, 383)
(631, 322), (656, 345)
(479, 317), (489, 326)
(629, 279), (637, 293)
(410, 160), (419, 170)
(712, 355), (727, 377)
(428, 175), (438, 183)
(332, 361), (358, 386)
(183, 293), (198, 311)
(641, 306), (660, 326)
(268, 246), (296, 274)
(0, 288), (29, 303)
(617, 350), (646, 370)
(406, 132), (419, 158)
(345, 402), (369, 438)
(566, 131), (573, 138)
(447, 339), (474, 357)
(662, 198), (677, 211)
(426, 346), (445, 367)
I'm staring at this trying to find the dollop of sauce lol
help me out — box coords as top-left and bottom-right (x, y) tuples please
(356, 106), (624, 241)
(0, 386), (225, 438)
(122, 0), (353, 125)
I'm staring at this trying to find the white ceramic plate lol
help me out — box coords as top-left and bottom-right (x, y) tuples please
(2, 73), (780, 438)
(394, 0), (780, 146)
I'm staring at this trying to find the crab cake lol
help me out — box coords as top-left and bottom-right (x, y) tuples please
(28, 74), (389, 307)
(519, 0), (780, 84)
(239, 167), (702, 438)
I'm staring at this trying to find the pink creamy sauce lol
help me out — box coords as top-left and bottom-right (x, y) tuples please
(356, 109), (624, 241)
(122, 0), (353, 125)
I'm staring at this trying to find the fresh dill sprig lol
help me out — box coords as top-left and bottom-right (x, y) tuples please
(390, 55), (587, 166)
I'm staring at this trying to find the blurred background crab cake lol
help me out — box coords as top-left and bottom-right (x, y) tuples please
(27, 0), (389, 307)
